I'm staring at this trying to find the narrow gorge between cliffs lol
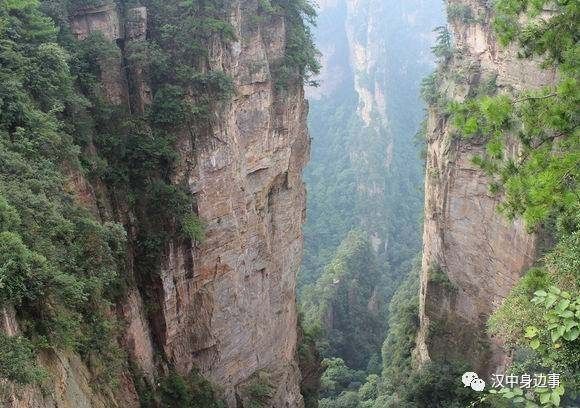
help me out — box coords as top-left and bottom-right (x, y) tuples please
(0, 1), (578, 408)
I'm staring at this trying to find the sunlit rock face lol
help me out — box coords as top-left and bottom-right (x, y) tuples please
(416, 0), (556, 377)
(3, 1), (308, 407)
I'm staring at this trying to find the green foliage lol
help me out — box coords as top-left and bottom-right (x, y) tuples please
(301, 0), (432, 323)
(154, 370), (225, 408)
(319, 390), (360, 408)
(181, 214), (205, 242)
(447, 4), (474, 24)
(493, 0), (579, 71)
(489, 268), (552, 347)
(0, 0), (320, 399)
(270, 0), (320, 88)
(319, 358), (365, 398)
(427, 262), (458, 293)
(380, 260), (420, 393)
(128, 0), (236, 101)
(0, 231), (47, 306)
(420, 72), (443, 106)
(472, 74), (498, 98)
(297, 312), (323, 408)
(489, 256), (579, 405)
(486, 385), (565, 407)
(258, 0), (275, 13)
(150, 85), (187, 126)
(399, 361), (485, 408)
(0, 333), (46, 385)
(461, 4), (580, 403)
(358, 374), (379, 403)
(0, 196), (20, 231)
(301, 230), (384, 370)
(191, 71), (235, 100)
(64, 1), (213, 301)
(529, 287), (580, 345)
(0, 0), (126, 385)
(450, 85), (578, 229)
(448, 1), (579, 230)
(240, 370), (275, 408)
(448, 94), (513, 139)
(431, 26), (453, 62)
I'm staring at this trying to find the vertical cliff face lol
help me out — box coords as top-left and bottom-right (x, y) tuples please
(416, 0), (556, 376)
(151, 5), (308, 406)
(3, 1), (309, 407)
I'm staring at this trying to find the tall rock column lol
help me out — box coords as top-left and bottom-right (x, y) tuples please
(415, 0), (556, 376)
(159, 3), (310, 405)
(120, 1), (310, 405)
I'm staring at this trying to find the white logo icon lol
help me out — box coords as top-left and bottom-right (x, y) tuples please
(471, 378), (486, 392)
(462, 372), (486, 392)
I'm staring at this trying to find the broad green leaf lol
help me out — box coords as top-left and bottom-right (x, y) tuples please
(503, 390), (515, 398)
(546, 294), (558, 308)
(564, 327), (579, 341)
(525, 326), (538, 338)
(564, 320), (578, 331)
(555, 299), (570, 312)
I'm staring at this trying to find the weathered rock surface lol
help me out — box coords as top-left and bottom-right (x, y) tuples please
(416, 0), (556, 376)
(1, 306), (139, 408)
(3, 1), (308, 407)
(160, 4), (309, 403)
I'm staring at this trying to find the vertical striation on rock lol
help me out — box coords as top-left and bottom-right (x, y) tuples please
(158, 2), (309, 403)
(416, 0), (556, 376)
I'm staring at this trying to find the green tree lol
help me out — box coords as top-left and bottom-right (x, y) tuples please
(0, 0), (126, 385)
(447, 1), (579, 406)
(431, 26), (453, 61)
(301, 231), (384, 370)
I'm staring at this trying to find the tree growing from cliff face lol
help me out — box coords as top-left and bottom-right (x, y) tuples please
(432, 26), (453, 62)
(447, 0), (579, 406)
(0, 0), (127, 385)
(265, 0), (321, 87)
(450, 0), (579, 231)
